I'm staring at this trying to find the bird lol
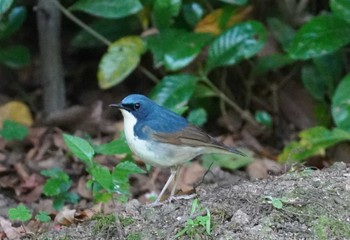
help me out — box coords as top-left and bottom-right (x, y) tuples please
(110, 94), (245, 205)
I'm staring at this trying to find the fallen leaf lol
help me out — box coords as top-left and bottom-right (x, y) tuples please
(177, 162), (206, 193)
(246, 158), (282, 179)
(195, 6), (253, 35)
(77, 176), (92, 199)
(54, 208), (76, 226)
(0, 216), (22, 239)
(0, 101), (33, 127)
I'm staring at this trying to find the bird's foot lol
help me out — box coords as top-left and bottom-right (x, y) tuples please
(167, 193), (197, 203)
(145, 200), (164, 208)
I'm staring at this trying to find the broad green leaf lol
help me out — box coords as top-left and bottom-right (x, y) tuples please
(98, 36), (146, 89)
(219, 0), (247, 5)
(43, 178), (71, 196)
(0, 6), (27, 39)
(63, 134), (94, 165)
(206, 21), (266, 72)
(187, 108), (207, 126)
(70, 0), (142, 19)
(41, 168), (69, 179)
(0, 45), (30, 68)
(332, 74), (350, 132)
(150, 74), (198, 113)
(112, 161), (145, 195)
(331, 0), (350, 24)
(302, 53), (343, 101)
(95, 138), (131, 155)
(114, 161), (146, 175)
(279, 126), (350, 162)
(146, 29), (212, 71)
(71, 17), (141, 48)
(182, 2), (204, 27)
(254, 54), (294, 76)
(301, 64), (326, 101)
(202, 153), (252, 170)
(91, 165), (113, 191)
(267, 18), (295, 51)
(153, 0), (181, 29)
(8, 204), (32, 222)
(0, 119), (28, 141)
(0, 0), (13, 15)
(288, 15), (350, 60)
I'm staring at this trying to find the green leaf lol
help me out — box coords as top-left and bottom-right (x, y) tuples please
(8, 204), (32, 222)
(114, 161), (146, 175)
(255, 111), (272, 128)
(95, 138), (131, 155)
(150, 74), (198, 113)
(302, 53), (343, 101)
(202, 153), (252, 170)
(70, 0), (142, 19)
(331, 0), (350, 24)
(153, 0), (181, 29)
(43, 178), (71, 196)
(254, 54), (294, 76)
(206, 21), (266, 72)
(98, 36), (146, 89)
(63, 134), (95, 165)
(0, 45), (30, 68)
(52, 196), (65, 210)
(267, 18), (295, 51)
(0, 119), (28, 141)
(35, 211), (51, 222)
(288, 15), (350, 60)
(146, 29), (212, 71)
(91, 165), (113, 191)
(187, 108), (207, 126)
(0, 6), (27, 40)
(279, 126), (350, 162)
(71, 17), (141, 49)
(0, 0), (13, 15)
(182, 2), (204, 27)
(332, 74), (350, 132)
(271, 198), (283, 209)
(63, 192), (80, 204)
(219, 0), (247, 5)
(112, 161), (145, 195)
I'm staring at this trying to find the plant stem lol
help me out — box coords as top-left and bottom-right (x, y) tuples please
(138, 65), (160, 83)
(200, 76), (259, 127)
(50, 0), (111, 46)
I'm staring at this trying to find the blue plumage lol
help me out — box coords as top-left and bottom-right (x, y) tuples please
(110, 94), (245, 206)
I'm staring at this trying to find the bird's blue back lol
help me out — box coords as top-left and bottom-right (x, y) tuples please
(121, 94), (189, 140)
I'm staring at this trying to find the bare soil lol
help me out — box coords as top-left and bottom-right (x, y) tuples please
(37, 162), (350, 240)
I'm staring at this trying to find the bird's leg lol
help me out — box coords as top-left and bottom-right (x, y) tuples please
(169, 165), (181, 200)
(168, 165), (197, 202)
(149, 167), (177, 206)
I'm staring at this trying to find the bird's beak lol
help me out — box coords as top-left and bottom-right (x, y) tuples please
(109, 103), (130, 111)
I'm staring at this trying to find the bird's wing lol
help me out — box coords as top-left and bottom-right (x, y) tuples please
(150, 124), (245, 156)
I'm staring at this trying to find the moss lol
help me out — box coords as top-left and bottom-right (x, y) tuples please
(120, 216), (134, 226)
(91, 214), (116, 235)
(314, 215), (350, 240)
(127, 232), (141, 240)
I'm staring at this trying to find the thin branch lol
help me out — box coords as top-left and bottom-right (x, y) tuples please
(50, 0), (111, 46)
(138, 65), (160, 83)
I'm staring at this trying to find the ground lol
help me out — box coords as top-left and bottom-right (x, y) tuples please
(36, 162), (350, 240)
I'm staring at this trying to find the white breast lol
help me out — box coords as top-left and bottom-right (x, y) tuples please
(120, 109), (203, 168)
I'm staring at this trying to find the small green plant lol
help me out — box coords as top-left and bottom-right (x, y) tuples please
(264, 196), (289, 209)
(63, 133), (146, 203)
(8, 204), (51, 223)
(175, 199), (211, 239)
(41, 168), (80, 210)
(0, 119), (28, 141)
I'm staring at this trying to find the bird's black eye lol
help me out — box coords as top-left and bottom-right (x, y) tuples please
(134, 103), (140, 110)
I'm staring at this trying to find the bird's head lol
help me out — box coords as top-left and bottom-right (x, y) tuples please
(109, 94), (155, 120)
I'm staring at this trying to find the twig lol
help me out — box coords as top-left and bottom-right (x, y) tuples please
(138, 65), (160, 83)
(200, 76), (260, 127)
(50, 0), (111, 46)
